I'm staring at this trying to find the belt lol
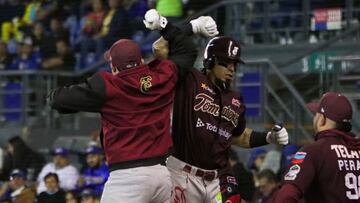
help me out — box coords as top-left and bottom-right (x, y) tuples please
(109, 155), (167, 172)
(183, 165), (218, 181)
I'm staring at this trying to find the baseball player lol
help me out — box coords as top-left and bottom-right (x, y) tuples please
(273, 92), (360, 203)
(48, 13), (216, 202)
(144, 10), (289, 203)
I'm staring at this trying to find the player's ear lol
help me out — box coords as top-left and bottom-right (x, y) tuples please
(320, 114), (327, 126)
(110, 63), (119, 75)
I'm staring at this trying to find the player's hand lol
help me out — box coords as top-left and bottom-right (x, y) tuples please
(143, 9), (168, 30)
(266, 124), (289, 145)
(190, 16), (219, 37)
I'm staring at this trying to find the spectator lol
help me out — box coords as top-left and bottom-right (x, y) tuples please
(80, 189), (99, 203)
(9, 37), (42, 70)
(228, 148), (255, 202)
(82, 0), (105, 37)
(254, 169), (280, 203)
(31, 21), (56, 59)
(79, 0), (105, 67)
(0, 2), (25, 42)
(37, 172), (66, 203)
(94, 0), (131, 60)
(49, 17), (70, 42)
(42, 39), (76, 71)
(247, 147), (267, 172)
(37, 147), (79, 194)
(0, 41), (13, 70)
(259, 149), (281, 174)
(0, 169), (36, 203)
(77, 146), (108, 197)
(1, 136), (45, 181)
(65, 191), (79, 203)
(1, 0), (41, 43)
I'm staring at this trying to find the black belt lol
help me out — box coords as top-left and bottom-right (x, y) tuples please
(183, 165), (218, 181)
(109, 155), (167, 172)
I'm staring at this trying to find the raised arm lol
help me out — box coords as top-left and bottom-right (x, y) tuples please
(48, 73), (106, 113)
(143, 9), (218, 78)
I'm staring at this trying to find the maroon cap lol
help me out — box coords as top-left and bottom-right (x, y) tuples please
(104, 39), (142, 70)
(306, 92), (352, 122)
(204, 36), (244, 64)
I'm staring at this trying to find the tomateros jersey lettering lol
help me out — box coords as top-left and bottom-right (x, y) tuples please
(194, 93), (239, 126)
(172, 69), (246, 170)
(99, 59), (177, 165)
(283, 129), (360, 203)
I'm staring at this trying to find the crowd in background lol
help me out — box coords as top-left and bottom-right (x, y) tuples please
(0, 135), (108, 203)
(0, 0), (217, 72)
(0, 0), (356, 72)
(0, 134), (307, 203)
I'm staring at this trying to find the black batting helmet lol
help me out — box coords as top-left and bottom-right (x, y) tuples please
(203, 36), (244, 69)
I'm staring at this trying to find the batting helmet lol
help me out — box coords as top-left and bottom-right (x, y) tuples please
(203, 36), (244, 69)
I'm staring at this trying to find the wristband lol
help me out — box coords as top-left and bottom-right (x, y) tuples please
(249, 131), (268, 147)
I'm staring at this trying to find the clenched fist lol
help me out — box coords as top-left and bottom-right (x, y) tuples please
(190, 16), (219, 37)
(143, 9), (168, 30)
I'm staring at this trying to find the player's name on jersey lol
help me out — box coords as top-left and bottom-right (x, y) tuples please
(331, 145), (360, 159)
(331, 145), (360, 172)
(337, 159), (360, 171)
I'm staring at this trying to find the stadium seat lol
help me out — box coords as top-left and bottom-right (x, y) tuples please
(3, 82), (22, 122)
(240, 72), (262, 117)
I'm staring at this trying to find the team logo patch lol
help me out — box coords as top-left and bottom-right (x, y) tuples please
(284, 164), (301, 181)
(226, 176), (237, 185)
(232, 98), (240, 107)
(196, 118), (205, 127)
(292, 152), (307, 164)
(140, 76), (152, 94)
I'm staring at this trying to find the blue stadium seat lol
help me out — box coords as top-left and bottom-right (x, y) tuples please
(240, 72), (262, 117)
(3, 82), (22, 121)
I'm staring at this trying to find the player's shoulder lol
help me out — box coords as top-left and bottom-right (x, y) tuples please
(298, 139), (329, 158)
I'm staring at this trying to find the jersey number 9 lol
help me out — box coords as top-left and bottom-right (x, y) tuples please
(345, 173), (360, 200)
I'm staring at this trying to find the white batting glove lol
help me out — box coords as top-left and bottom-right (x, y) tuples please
(190, 16), (219, 37)
(266, 125), (289, 145)
(143, 9), (168, 30)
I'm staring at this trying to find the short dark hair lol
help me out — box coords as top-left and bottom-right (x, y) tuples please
(336, 121), (352, 133)
(44, 172), (59, 183)
(257, 169), (278, 183)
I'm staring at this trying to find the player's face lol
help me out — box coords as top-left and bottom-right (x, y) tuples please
(211, 60), (237, 89)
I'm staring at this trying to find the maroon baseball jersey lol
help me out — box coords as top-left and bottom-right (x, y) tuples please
(98, 60), (177, 165)
(282, 129), (360, 203)
(171, 69), (246, 170)
(49, 59), (177, 166)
